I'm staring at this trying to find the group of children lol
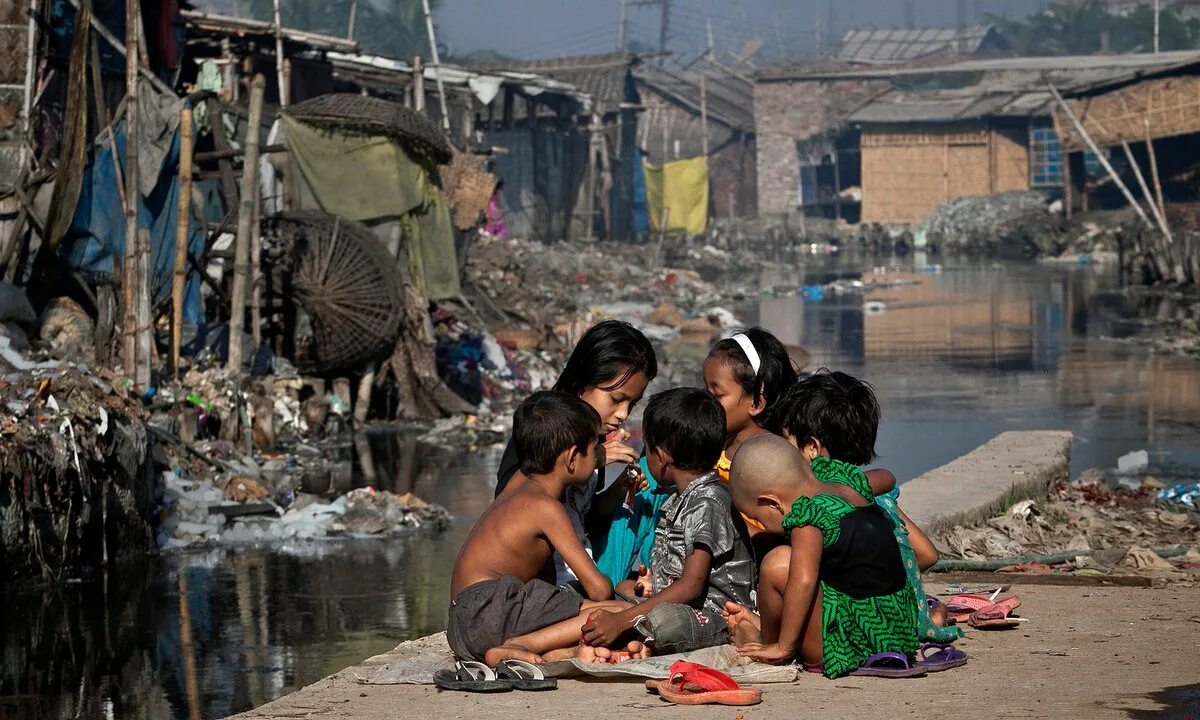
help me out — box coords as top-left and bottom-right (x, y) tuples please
(448, 319), (959, 678)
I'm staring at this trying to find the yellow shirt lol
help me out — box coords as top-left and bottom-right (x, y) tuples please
(716, 450), (766, 531)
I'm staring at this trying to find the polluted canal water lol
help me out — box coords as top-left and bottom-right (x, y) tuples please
(3, 256), (1199, 719)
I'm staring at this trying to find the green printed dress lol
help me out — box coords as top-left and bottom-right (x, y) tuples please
(811, 457), (961, 643)
(782, 463), (919, 678)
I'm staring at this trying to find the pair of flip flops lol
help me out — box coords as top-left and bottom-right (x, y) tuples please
(850, 643), (969, 678)
(946, 592), (1023, 629)
(645, 660), (763, 706)
(433, 660), (556, 692)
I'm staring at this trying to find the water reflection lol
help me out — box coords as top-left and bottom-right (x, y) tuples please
(0, 436), (490, 720)
(748, 257), (1200, 483)
(4, 257), (1200, 720)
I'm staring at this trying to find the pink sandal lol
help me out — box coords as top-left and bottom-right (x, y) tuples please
(946, 593), (1022, 629)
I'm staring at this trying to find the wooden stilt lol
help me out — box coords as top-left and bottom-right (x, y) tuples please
(172, 106), (194, 378)
(122, 0), (140, 379)
(228, 75), (265, 371)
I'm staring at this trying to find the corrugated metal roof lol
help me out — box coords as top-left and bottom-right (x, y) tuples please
(836, 25), (997, 65)
(762, 49), (1200, 82)
(847, 52), (1200, 123)
(473, 53), (637, 114)
(634, 66), (754, 131)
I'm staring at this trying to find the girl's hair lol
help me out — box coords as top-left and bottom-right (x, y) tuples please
(553, 319), (658, 395)
(768, 369), (879, 465)
(707, 327), (797, 422)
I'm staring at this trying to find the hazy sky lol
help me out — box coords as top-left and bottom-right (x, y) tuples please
(436, 0), (1049, 61)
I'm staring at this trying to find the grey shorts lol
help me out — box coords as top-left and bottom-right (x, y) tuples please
(632, 602), (729, 655)
(446, 576), (583, 661)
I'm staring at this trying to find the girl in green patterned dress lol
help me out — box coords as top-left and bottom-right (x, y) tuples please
(727, 434), (919, 678)
(768, 370), (961, 644)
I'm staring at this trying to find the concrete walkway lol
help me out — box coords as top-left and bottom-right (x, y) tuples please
(231, 581), (1200, 719)
(231, 431), (1200, 720)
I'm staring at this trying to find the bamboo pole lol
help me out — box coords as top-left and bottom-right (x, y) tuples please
(172, 107), (194, 378)
(1048, 84), (1152, 229)
(421, 0), (450, 130)
(20, 0), (38, 174)
(1144, 113), (1167, 225)
(250, 160), (263, 348)
(135, 225), (151, 384)
(228, 75), (265, 371)
(272, 0), (287, 106)
(122, 0), (140, 379)
(1121, 140), (1171, 242)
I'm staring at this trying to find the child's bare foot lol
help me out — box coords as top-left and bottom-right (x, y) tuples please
(542, 646), (580, 662)
(930, 603), (950, 627)
(722, 601), (761, 631)
(484, 645), (543, 666)
(625, 640), (651, 659)
(573, 644), (606, 664)
(730, 620), (762, 647)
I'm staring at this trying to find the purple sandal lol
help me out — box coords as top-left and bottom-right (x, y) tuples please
(849, 652), (928, 678)
(914, 643), (968, 673)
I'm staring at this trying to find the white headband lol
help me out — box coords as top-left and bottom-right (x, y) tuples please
(730, 333), (761, 376)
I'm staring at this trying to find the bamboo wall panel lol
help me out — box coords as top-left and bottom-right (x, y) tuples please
(1053, 75), (1200, 151)
(992, 126), (1031, 193)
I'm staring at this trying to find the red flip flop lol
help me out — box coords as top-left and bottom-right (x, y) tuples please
(652, 660), (762, 706)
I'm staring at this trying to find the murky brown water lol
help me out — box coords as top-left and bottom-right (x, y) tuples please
(4, 255), (1199, 719)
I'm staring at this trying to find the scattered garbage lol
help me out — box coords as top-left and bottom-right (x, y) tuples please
(935, 467), (1200, 584)
(1117, 449), (1150, 474)
(922, 191), (1062, 255)
(1157, 482), (1200, 511)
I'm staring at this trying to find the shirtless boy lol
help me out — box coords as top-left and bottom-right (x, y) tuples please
(447, 391), (629, 666)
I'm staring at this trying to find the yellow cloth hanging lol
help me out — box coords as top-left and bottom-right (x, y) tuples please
(643, 156), (709, 234)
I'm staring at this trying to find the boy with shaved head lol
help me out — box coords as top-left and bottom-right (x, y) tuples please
(725, 434), (919, 678)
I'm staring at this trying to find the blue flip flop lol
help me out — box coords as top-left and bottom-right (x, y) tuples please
(914, 643), (969, 673)
(850, 652), (928, 678)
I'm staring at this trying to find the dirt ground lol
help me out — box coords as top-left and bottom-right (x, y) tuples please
(230, 579), (1200, 720)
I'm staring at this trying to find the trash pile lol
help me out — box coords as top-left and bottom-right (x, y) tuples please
(0, 359), (156, 579)
(922, 191), (1064, 256)
(161, 476), (450, 548)
(457, 233), (755, 401)
(935, 466), (1200, 585)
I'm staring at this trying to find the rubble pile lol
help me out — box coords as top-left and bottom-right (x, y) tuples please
(935, 467), (1200, 585)
(922, 191), (1065, 256)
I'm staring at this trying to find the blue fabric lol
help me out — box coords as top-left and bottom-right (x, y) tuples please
(593, 457), (668, 585)
(62, 109), (205, 326)
(631, 154), (650, 238)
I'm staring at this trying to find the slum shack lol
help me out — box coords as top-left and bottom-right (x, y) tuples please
(1, 1), (491, 580)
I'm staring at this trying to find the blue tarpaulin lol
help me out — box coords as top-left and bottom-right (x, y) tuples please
(61, 109), (207, 326)
(631, 153), (649, 238)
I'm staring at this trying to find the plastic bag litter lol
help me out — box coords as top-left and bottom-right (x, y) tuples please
(1117, 450), (1149, 474)
(1157, 482), (1200, 511)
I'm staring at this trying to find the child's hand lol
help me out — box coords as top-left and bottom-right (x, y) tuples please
(738, 642), (795, 665)
(581, 609), (631, 648)
(633, 564), (651, 597)
(602, 430), (639, 467)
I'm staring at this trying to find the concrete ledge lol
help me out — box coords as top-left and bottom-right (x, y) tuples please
(901, 430), (1072, 534)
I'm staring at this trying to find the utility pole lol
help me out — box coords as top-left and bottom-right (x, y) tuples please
(905, 0), (916, 29)
(957, 0), (967, 29)
(421, 0), (450, 131)
(1154, 0), (1161, 53)
(617, 0), (628, 51)
(347, 0), (358, 40)
(827, 0), (837, 49)
(659, 0), (670, 62)
(701, 19), (711, 159)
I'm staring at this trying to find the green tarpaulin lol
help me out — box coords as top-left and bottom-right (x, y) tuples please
(282, 116), (460, 299)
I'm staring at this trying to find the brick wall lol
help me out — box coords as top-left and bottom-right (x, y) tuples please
(753, 78), (884, 217)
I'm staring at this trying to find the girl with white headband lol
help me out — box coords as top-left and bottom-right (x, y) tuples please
(703, 328), (799, 518)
